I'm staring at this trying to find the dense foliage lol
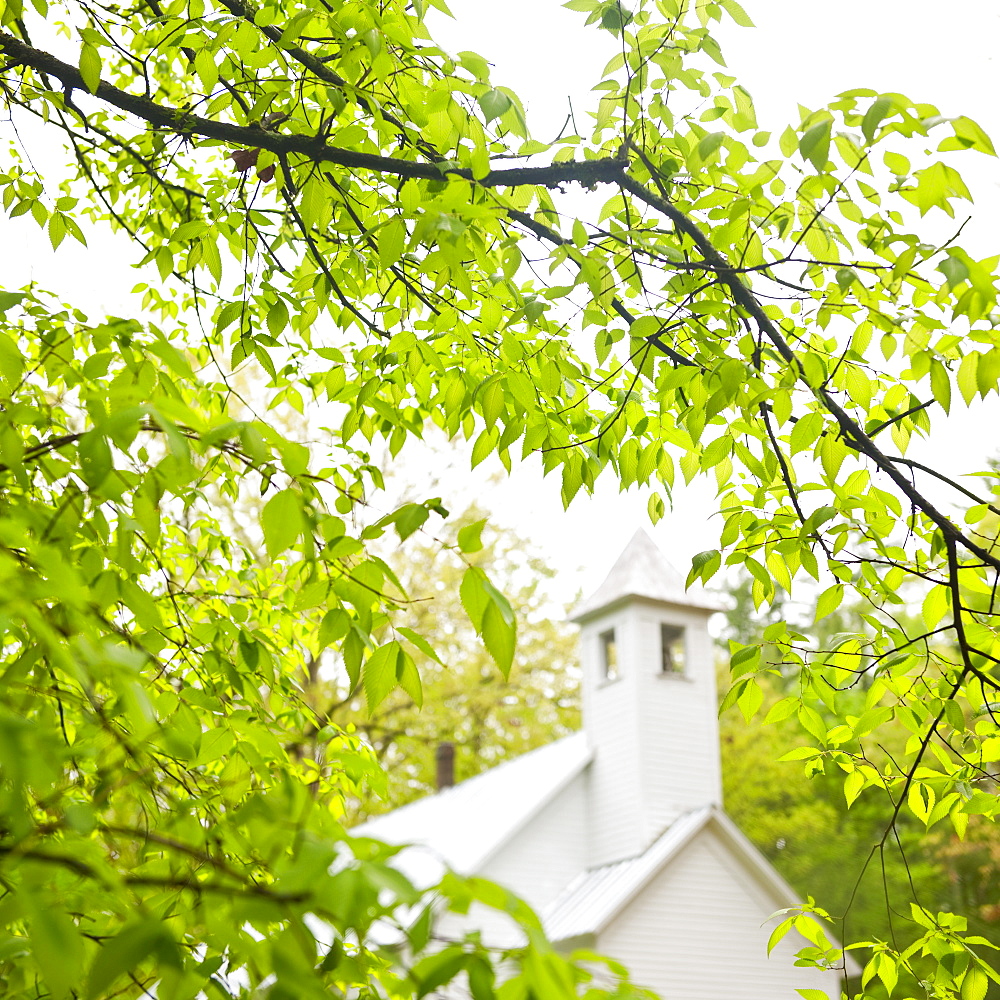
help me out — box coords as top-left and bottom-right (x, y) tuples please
(1, 0), (1000, 996)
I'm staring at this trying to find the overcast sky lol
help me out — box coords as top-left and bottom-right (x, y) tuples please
(6, 1), (1000, 605)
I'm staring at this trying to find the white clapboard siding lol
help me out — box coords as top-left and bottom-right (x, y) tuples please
(633, 603), (723, 834)
(576, 591), (721, 864)
(578, 602), (648, 865)
(598, 825), (842, 1000)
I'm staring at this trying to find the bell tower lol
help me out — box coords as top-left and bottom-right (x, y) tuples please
(572, 529), (722, 867)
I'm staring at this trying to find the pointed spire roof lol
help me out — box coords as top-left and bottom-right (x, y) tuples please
(570, 528), (722, 621)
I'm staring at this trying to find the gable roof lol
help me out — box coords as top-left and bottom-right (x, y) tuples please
(352, 731), (593, 887)
(541, 806), (804, 943)
(570, 529), (722, 621)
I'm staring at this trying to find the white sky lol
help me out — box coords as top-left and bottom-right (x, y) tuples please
(6, 0), (1000, 606)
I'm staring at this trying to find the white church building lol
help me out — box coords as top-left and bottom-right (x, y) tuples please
(357, 530), (849, 999)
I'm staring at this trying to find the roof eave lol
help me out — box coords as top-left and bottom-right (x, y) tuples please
(549, 805), (861, 979)
(587, 808), (711, 937)
(570, 591), (724, 624)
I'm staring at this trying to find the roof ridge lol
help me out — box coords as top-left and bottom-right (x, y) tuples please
(571, 528), (722, 621)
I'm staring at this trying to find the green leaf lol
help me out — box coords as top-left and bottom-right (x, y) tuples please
(396, 625), (444, 664)
(467, 954), (496, 1000)
(457, 519), (487, 553)
(0, 291), (25, 314)
(458, 50), (490, 82)
(364, 641), (402, 712)
(79, 42), (102, 93)
(27, 904), (84, 1000)
(698, 132), (725, 161)
(460, 566), (516, 677)
(78, 430), (113, 489)
(412, 947), (468, 998)
(843, 769), (864, 808)
(393, 502), (430, 541)
(938, 254), (969, 289)
(738, 678), (763, 723)
(799, 120), (831, 171)
(299, 178), (326, 229)
(200, 234), (222, 283)
(957, 352), (979, 405)
(719, 0), (754, 27)
(814, 584), (843, 623)
(479, 377), (505, 428)
(48, 212), (66, 250)
(266, 297), (289, 337)
(766, 915), (795, 956)
(86, 920), (182, 1000)
(648, 491), (665, 524)
(861, 97), (893, 143)
(481, 598), (515, 677)
(379, 216), (407, 269)
(318, 608), (351, 648)
(261, 488), (302, 559)
(922, 584), (949, 629)
(396, 648), (423, 707)
(962, 965), (989, 1000)
(193, 47), (218, 91)
(460, 565), (490, 628)
(763, 697), (798, 725)
(478, 88), (511, 123)
(599, 2), (631, 32)
(944, 115), (996, 156)
(0, 330), (25, 386)
(687, 548), (721, 587)
(930, 359), (952, 415)
(147, 331), (194, 376)
(905, 161), (972, 216)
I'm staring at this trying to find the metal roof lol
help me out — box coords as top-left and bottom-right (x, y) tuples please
(540, 805), (834, 948)
(570, 529), (723, 621)
(542, 808), (711, 942)
(352, 731), (593, 889)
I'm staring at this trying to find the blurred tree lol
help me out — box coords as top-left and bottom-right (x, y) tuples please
(331, 514), (581, 815)
(721, 688), (945, 953)
(719, 561), (1000, 989)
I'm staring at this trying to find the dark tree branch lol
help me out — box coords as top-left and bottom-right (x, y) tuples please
(614, 170), (1000, 573)
(884, 455), (1000, 516)
(866, 398), (935, 439)
(0, 32), (626, 189)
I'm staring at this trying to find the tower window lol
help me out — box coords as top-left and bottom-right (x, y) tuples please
(660, 624), (685, 674)
(599, 629), (619, 680)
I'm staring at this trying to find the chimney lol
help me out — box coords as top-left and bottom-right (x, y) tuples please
(435, 742), (455, 791)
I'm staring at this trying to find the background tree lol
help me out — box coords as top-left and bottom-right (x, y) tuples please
(2, 0), (1000, 997)
(721, 547), (1000, 994)
(324, 513), (581, 816)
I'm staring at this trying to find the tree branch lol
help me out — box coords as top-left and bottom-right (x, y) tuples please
(614, 170), (1000, 572)
(884, 455), (1000, 517)
(0, 32), (625, 189)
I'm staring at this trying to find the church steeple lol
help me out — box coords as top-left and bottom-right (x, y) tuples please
(571, 530), (723, 866)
